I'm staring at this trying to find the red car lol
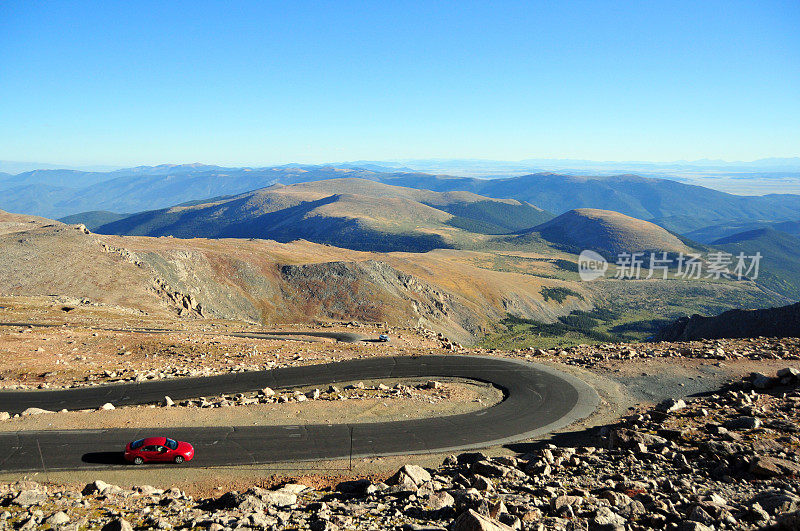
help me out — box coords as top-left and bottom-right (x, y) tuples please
(124, 437), (194, 465)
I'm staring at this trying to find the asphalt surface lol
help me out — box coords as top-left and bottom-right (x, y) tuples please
(0, 356), (598, 472)
(0, 323), (366, 344)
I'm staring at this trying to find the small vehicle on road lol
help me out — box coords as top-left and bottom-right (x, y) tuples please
(124, 437), (194, 465)
(378, 334), (390, 342)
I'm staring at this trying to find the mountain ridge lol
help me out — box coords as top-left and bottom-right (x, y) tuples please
(2, 165), (799, 234)
(93, 178), (553, 252)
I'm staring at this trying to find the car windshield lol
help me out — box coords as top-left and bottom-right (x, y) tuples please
(165, 438), (178, 450)
(130, 439), (145, 450)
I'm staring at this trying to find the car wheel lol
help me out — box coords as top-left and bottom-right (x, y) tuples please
(133, 456), (144, 465)
(174, 455), (184, 464)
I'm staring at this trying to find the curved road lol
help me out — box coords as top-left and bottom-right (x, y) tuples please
(0, 323), (367, 344)
(0, 356), (598, 472)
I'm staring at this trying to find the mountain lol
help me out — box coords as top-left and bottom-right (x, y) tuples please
(686, 220), (800, 244)
(0, 161), (123, 174)
(507, 208), (691, 258)
(0, 165), (388, 219)
(711, 228), (800, 301)
(94, 178), (553, 252)
(0, 169), (114, 189)
(2, 165), (799, 233)
(342, 157), (800, 177)
(655, 302), (800, 341)
(462, 174), (800, 232)
(367, 172), (800, 233)
(0, 209), (593, 344)
(0, 184), (79, 218)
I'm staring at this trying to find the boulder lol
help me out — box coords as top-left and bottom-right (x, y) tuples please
(750, 456), (800, 478)
(552, 495), (584, 511)
(451, 509), (515, 531)
(249, 513), (276, 528)
(751, 372), (773, 389)
(307, 389), (321, 400)
(336, 478), (373, 495)
(21, 407), (53, 416)
(426, 490), (455, 510)
(388, 464), (431, 490)
(608, 429), (667, 450)
(12, 489), (47, 507)
(0, 411), (10, 421)
(262, 490), (297, 507)
(724, 416), (761, 430)
(237, 494), (265, 512)
(593, 506), (627, 530)
(163, 395), (175, 407)
(46, 511), (70, 525)
(471, 475), (494, 491)
(278, 483), (308, 495)
(471, 460), (512, 478)
(100, 402), (115, 410)
(135, 485), (163, 496)
(749, 490), (800, 514)
(456, 452), (487, 465)
(656, 398), (686, 413)
(82, 480), (111, 495)
(599, 490), (633, 507)
(101, 518), (134, 531)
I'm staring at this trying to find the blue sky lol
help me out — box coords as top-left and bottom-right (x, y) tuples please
(1, 1), (798, 166)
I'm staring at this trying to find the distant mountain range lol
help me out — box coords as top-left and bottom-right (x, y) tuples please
(0, 164), (796, 234)
(686, 220), (800, 243)
(339, 157), (800, 177)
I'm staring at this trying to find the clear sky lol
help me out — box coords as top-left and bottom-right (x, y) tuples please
(1, 1), (798, 166)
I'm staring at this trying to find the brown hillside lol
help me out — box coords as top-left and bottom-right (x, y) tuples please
(529, 208), (691, 256)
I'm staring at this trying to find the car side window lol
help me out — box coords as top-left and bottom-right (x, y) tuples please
(142, 445), (158, 452)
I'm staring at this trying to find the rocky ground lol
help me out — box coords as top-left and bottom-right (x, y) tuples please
(0, 312), (437, 391)
(2, 301), (800, 530)
(2, 367), (800, 530)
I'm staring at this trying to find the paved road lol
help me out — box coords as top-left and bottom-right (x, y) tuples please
(0, 323), (366, 343)
(0, 356), (598, 472)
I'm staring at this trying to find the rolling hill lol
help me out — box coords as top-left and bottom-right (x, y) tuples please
(94, 178), (553, 252)
(506, 208), (692, 258)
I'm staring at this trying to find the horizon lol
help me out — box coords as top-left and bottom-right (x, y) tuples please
(3, 155), (800, 173)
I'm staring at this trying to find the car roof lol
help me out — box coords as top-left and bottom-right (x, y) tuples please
(138, 437), (167, 445)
